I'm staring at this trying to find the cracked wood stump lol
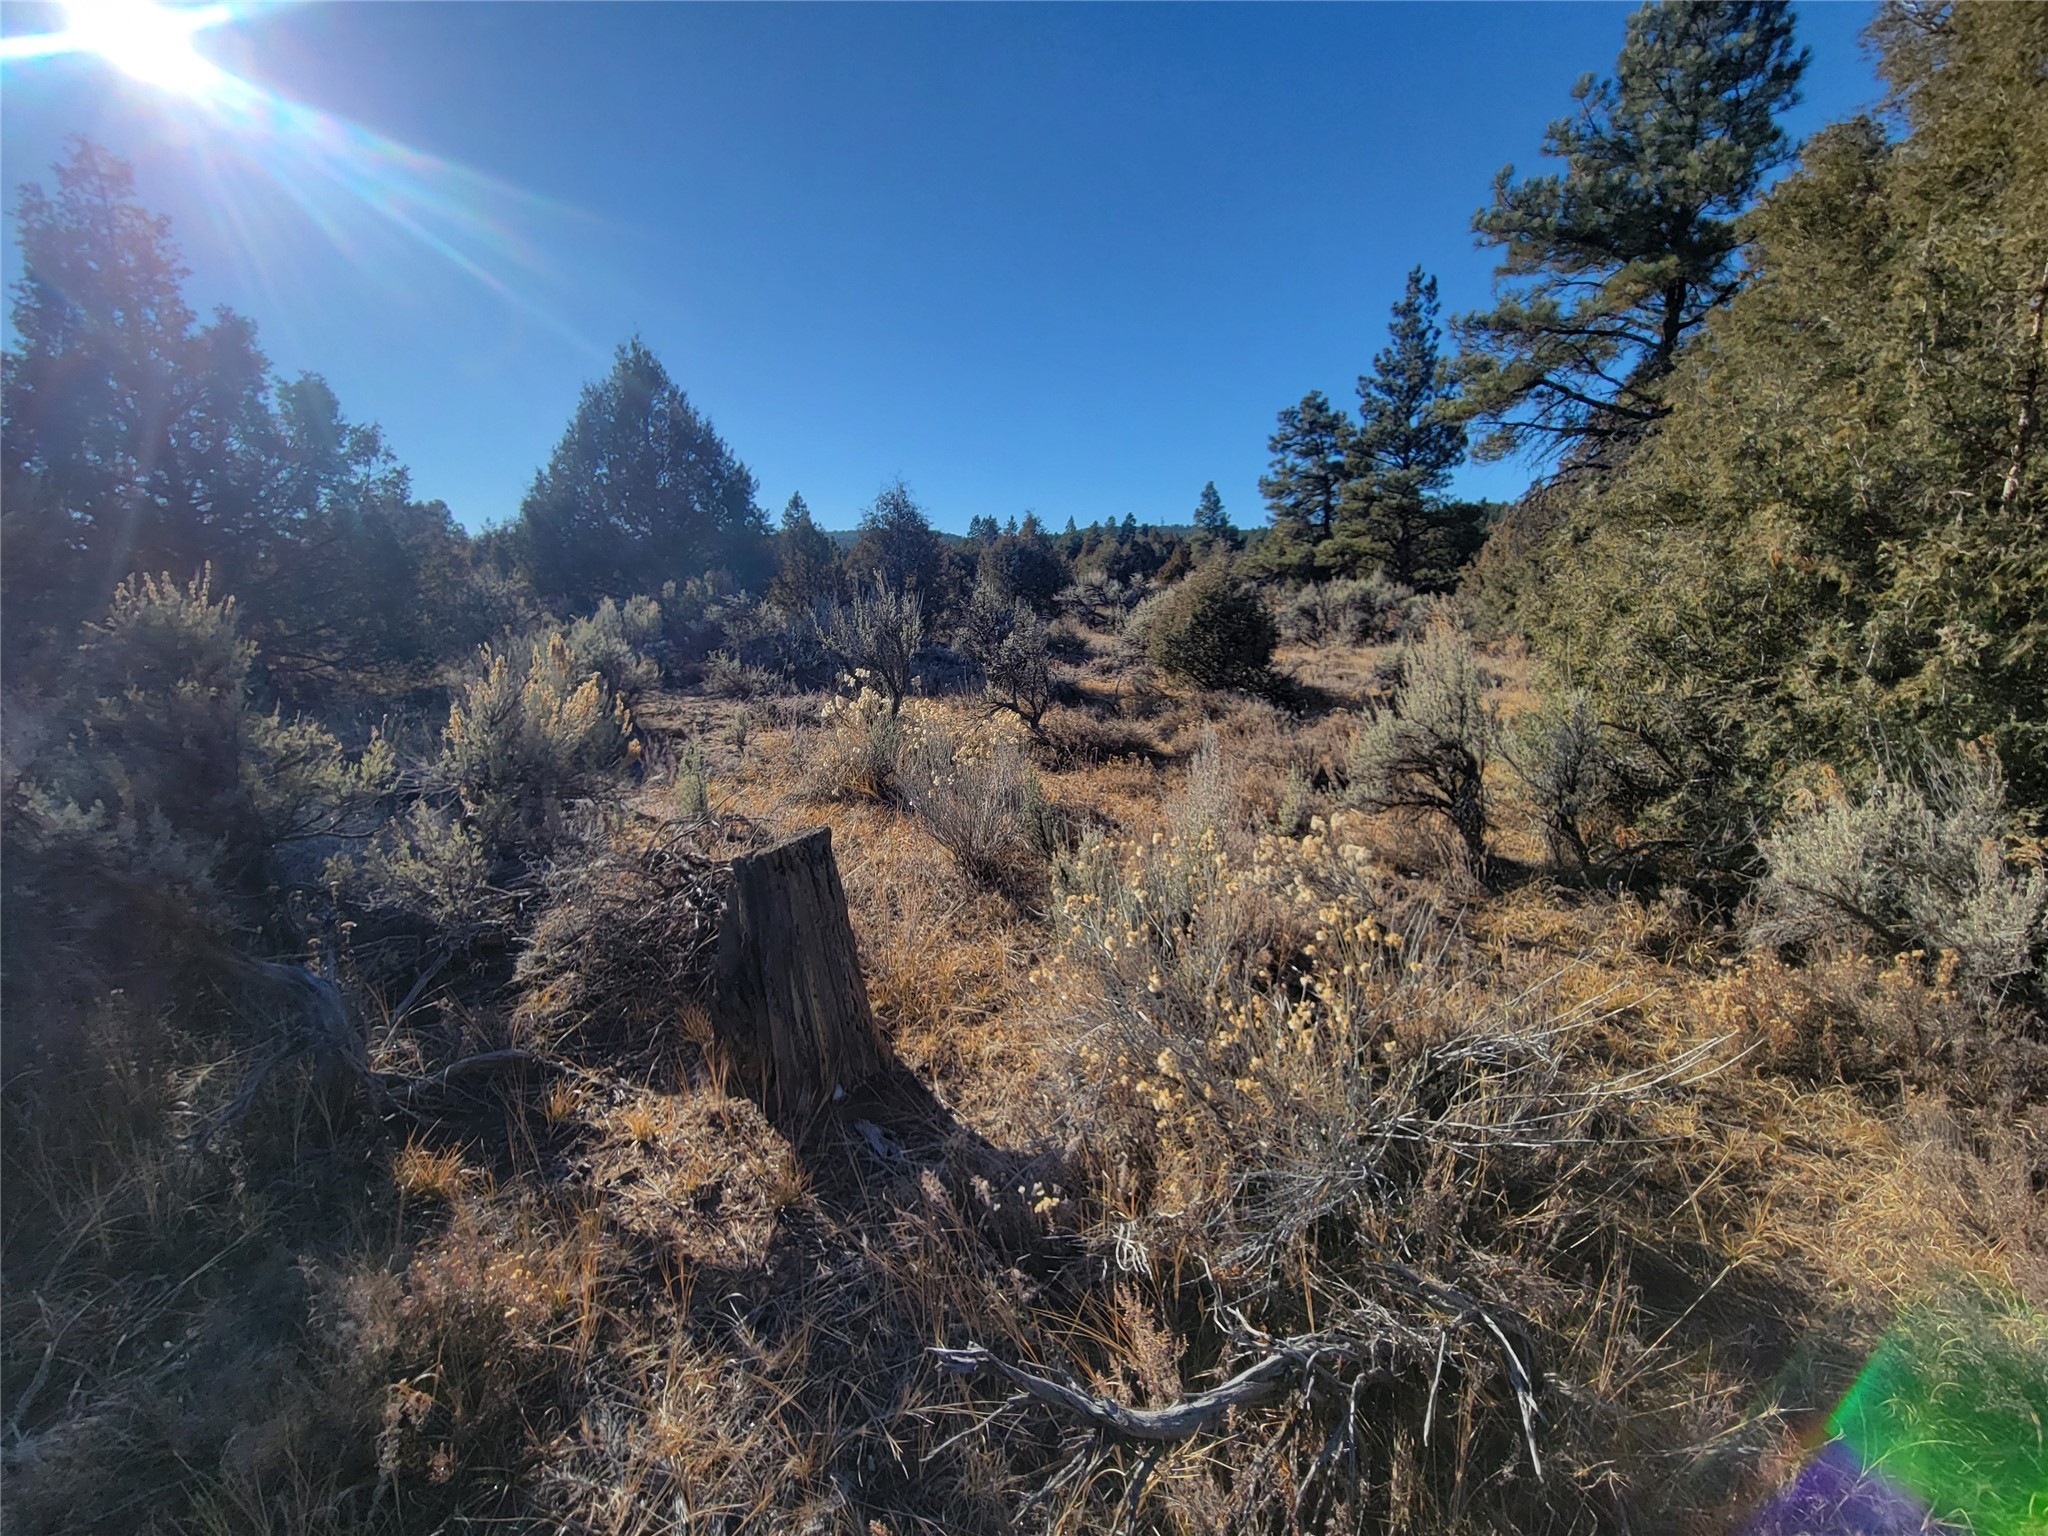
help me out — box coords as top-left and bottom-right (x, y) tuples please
(712, 826), (887, 1131)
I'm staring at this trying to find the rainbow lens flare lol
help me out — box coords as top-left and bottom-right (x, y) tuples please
(1750, 1292), (2048, 1536)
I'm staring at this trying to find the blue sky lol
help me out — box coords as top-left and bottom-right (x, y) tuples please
(2, 2), (1884, 534)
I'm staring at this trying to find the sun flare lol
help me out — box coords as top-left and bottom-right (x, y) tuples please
(63, 0), (232, 95)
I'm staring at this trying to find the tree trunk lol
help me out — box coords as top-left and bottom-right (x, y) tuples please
(712, 826), (886, 1131)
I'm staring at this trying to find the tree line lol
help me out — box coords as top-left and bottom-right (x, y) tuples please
(5, 0), (2043, 858)
(0, 144), (1237, 713)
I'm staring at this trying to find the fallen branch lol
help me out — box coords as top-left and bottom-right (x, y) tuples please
(931, 1343), (1296, 1443)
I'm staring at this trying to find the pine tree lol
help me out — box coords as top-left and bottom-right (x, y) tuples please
(1327, 268), (1467, 583)
(1259, 391), (1353, 554)
(1455, 0), (1807, 462)
(1192, 480), (1237, 552)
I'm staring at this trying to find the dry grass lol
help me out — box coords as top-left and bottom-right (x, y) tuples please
(4, 624), (2041, 1534)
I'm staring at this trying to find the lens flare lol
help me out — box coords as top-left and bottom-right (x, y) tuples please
(66, 0), (232, 95)
(2, 1), (598, 353)
(1748, 1291), (2048, 1536)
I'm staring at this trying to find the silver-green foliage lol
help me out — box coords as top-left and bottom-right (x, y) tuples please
(1507, 688), (1633, 874)
(564, 595), (664, 702)
(673, 739), (710, 821)
(827, 576), (924, 715)
(36, 570), (391, 883)
(339, 627), (635, 936)
(1273, 574), (1416, 647)
(895, 720), (1045, 886)
(1349, 623), (1495, 870)
(438, 630), (632, 852)
(1755, 746), (2047, 997)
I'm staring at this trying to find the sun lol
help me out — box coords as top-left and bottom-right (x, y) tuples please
(59, 0), (234, 96)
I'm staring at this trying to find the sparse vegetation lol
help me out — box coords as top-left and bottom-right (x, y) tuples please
(5, 7), (2045, 1535)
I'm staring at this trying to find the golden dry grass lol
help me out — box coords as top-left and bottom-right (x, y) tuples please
(3, 627), (2040, 1535)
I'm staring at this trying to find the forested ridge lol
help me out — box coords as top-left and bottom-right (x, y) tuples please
(2, 4), (2043, 1533)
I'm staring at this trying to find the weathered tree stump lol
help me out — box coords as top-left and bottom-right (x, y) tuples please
(711, 826), (887, 1131)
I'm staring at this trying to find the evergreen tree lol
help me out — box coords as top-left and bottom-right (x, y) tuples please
(768, 492), (840, 612)
(847, 478), (947, 598)
(1192, 480), (1238, 552)
(252, 376), (478, 698)
(1326, 269), (1468, 585)
(1258, 391), (1353, 568)
(1517, 0), (2048, 835)
(2, 140), (279, 662)
(512, 338), (764, 612)
(0, 140), (475, 697)
(1455, 0), (1807, 462)
(978, 511), (1068, 614)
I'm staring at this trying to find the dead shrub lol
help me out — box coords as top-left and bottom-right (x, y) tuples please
(512, 824), (742, 1067)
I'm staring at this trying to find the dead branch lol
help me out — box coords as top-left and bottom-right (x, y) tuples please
(931, 1342), (1296, 1443)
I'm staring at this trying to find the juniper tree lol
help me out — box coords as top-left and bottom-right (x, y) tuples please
(1515, 1), (2048, 842)
(1455, 0), (1807, 462)
(848, 479), (948, 599)
(0, 140), (476, 697)
(769, 492), (841, 612)
(513, 338), (766, 609)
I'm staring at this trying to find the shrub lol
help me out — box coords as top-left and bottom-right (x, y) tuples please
(1273, 762), (1314, 835)
(896, 712), (1048, 887)
(673, 739), (710, 820)
(439, 630), (633, 855)
(5, 571), (392, 1059)
(1142, 559), (1277, 692)
(1116, 586), (1171, 668)
(339, 800), (508, 946)
(1059, 571), (1138, 629)
(1754, 744), (2047, 998)
(1272, 574), (1416, 647)
(957, 582), (1056, 732)
(826, 576), (924, 714)
(564, 596), (663, 702)
(1506, 687), (1634, 874)
(795, 688), (902, 802)
(699, 648), (778, 699)
(1348, 622), (1496, 874)
(28, 570), (390, 890)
